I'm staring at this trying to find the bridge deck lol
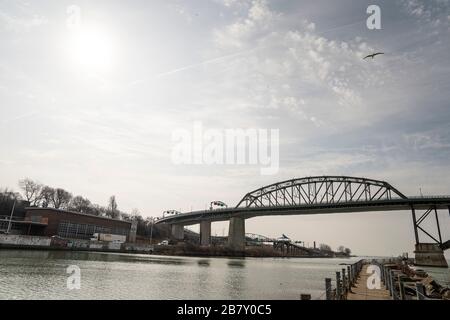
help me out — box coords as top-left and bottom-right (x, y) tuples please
(347, 264), (391, 300)
(156, 197), (450, 225)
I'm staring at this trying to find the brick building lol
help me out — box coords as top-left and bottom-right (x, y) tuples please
(21, 207), (135, 242)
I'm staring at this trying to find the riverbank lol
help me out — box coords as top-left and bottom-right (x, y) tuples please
(0, 234), (342, 258)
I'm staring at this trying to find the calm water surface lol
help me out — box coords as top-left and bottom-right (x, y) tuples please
(0, 250), (448, 300)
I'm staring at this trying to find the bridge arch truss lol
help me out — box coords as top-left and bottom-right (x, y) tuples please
(236, 176), (408, 208)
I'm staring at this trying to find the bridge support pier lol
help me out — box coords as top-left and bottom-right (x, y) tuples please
(171, 224), (184, 240)
(227, 217), (245, 251)
(200, 221), (211, 246)
(414, 243), (448, 268)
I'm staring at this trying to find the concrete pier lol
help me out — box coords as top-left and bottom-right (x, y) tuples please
(171, 224), (184, 240)
(227, 217), (245, 251)
(414, 243), (448, 267)
(200, 221), (211, 246)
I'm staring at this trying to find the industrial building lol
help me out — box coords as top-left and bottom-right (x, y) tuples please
(1, 207), (136, 242)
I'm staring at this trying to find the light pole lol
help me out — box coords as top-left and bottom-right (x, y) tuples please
(6, 200), (16, 235)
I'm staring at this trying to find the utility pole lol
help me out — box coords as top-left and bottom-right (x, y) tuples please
(6, 200), (16, 234)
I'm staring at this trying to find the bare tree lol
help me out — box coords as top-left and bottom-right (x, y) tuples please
(131, 208), (140, 218)
(107, 195), (119, 219)
(344, 248), (352, 256)
(319, 243), (332, 251)
(0, 188), (22, 202)
(69, 196), (92, 213)
(18, 178), (42, 206)
(39, 186), (54, 208)
(51, 188), (72, 209)
(90, 204), (106, 216)
(337, 245), (345, 253)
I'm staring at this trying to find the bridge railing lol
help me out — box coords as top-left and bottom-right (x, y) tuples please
(407, 195), (450, 199)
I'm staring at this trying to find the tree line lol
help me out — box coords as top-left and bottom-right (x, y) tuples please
(319, 243), (352, 256)
(1, 179), (169, 240)
(12, 178), (144, 222)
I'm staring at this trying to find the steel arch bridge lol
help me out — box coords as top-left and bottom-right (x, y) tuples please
(157, 175), (450, 264)
(236, 176), (408, 208)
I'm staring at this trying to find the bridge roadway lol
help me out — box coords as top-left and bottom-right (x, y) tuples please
(157, 197), (450, 225)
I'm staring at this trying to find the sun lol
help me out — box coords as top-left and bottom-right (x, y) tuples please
(67, 25), (116, 72)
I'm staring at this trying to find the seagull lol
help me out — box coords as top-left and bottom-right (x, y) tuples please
(363, 52), (384, 60)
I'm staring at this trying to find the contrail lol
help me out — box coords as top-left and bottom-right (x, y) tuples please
(128, 47), (258, 87)
(155, 49), (256, 78)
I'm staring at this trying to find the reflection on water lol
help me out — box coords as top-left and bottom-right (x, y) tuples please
(0, 250), (448, 300)
(197, 259), (210, 267)
(227, 260), (246, 268)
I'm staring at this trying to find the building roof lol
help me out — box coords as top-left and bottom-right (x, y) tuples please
(25, 207), (132, 224)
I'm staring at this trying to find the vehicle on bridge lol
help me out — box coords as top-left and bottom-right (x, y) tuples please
(209, 201), (227, 210)
(163, 210), (181, 217)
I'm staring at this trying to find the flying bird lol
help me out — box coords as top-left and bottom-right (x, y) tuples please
(363, 52), (384, 60)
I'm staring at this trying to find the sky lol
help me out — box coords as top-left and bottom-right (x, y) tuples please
(0, 0), (449, 257)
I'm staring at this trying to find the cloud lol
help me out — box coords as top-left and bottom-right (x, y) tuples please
(398, 0), (450, 29)
(206, 0), (394, 131)
(0, 10), (47, 32)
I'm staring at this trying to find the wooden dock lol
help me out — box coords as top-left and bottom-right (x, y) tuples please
(347, 264), (391, 300)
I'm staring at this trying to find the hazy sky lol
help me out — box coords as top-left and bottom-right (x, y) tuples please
(1, 0), (449, 256)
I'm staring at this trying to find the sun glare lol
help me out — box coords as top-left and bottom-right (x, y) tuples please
(67, 25), (116, 72)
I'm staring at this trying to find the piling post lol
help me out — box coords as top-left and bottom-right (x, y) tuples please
(389, 270), (395, 298)
(398, 275), (406, 300)
(325, 278), (332, 300)
(336, 271), (341, 300)
(347, 266), (352, 287)
(384, 266), (389, 289)
(416, 282), (426, 300)
(342, 268), (347, 294)
(352, 265), (356, 285)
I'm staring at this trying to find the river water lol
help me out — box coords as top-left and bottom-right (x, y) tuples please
(0, 250), (448, 300)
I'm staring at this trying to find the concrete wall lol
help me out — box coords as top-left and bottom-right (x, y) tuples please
(0, 234), (154, 254)
(0, 234), (51, 247)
